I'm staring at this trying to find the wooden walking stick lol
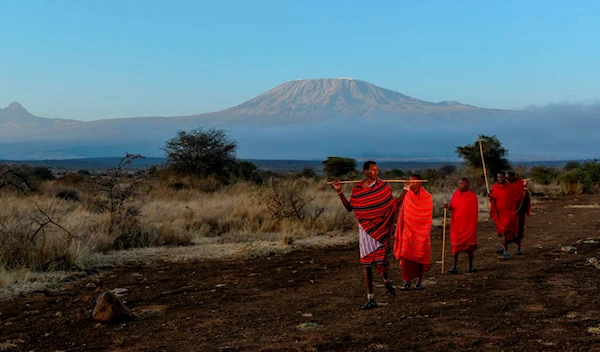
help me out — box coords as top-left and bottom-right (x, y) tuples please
(441, 203), (447, 273)
(478, 134), (490, 194)
(326, 179), (428, 185)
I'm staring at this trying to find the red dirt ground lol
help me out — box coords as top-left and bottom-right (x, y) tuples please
(1, 194), (600, 351)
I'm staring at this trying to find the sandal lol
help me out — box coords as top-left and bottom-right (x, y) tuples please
(399, 281), (411, 291)
(415, 282), (424, 290)
(466, 267), (476, 273)
(360, 298), (378, 310)
(448, 267), (458, 274)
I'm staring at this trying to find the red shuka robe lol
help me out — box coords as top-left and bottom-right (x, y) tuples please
(394, 187), (433, 281)
(449, 189), (478, 255)
(511, 178), (531, 237)
(490, 181), (519, 241)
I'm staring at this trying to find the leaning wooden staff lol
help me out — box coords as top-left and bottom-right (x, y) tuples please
(478, 134), (490, 194)
(441, 202), (447, 273)
(326, 180), (428, 185)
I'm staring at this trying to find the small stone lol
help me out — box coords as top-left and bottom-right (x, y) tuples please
(85, 283), (97, 290)
(561, 246), (577, 253)
(92, 291), (134, 324)
(588, 326), (600, 335)
(565, 312), (579, 319)
(111, 288), (128, 296)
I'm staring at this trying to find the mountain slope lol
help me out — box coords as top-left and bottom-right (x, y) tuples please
(195, 78), (495, 120)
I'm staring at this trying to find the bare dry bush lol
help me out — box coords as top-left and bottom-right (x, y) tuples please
(0, 197), (81, 271)
(258, 178), (324, 222)
(85, 154), (153, 250)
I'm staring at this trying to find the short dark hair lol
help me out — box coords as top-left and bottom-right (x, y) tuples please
(410, 174), (423, 180)
(460, 177), (470, 182)
(363, 160), (377, 171)
(507, 171), (516, 178)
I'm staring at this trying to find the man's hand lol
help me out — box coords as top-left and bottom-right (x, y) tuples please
(332, 181), (343, 194)
(523, 179), (529, 187)
(444, 203), (449, 210)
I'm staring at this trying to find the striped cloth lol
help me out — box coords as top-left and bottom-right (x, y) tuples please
(350, 179), (397, 274)
(394, 187), (433, 281)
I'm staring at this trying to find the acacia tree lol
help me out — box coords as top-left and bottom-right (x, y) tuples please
(322, 157), (357, 178)
(456, 135), (511, 176)
(163, 128), (238, 180)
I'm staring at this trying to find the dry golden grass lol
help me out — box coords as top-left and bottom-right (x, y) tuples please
(0, 176), (357, 294)
(0, 173), (538, 297)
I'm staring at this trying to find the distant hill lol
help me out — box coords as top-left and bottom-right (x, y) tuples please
(0, 79), (596, 161)
(0, 102), (78, 130)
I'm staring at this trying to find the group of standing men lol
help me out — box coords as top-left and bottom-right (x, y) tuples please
(333, 161), (531, 310)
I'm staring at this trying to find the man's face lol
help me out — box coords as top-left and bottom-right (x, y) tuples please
(458, 180), (470, 192)
(497, 173), (505, 184)
(365, 164), (379, 180)
(409, 176), (422, 191)
(506, 174), (517, 183)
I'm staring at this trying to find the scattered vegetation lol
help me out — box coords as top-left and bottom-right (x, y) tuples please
(0, 130), (597, 287)
(561, 159), (600, 194)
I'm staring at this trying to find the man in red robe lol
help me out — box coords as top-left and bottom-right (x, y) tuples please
(489, 172), (519, 260)
(394, 175), (433, 290)
(507, 171), (531, 255)
(446, 178), (478, 273)
(333, 161), (399, 310)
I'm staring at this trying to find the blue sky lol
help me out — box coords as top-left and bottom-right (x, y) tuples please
(1, 0), (599, 121)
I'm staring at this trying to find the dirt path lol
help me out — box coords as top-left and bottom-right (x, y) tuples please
(1, 195), (600, 351)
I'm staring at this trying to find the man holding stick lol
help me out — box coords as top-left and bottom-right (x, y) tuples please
(445, 178), (479, 273)
(332, 161), (401, 310)
(394, 175), (433, 290)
